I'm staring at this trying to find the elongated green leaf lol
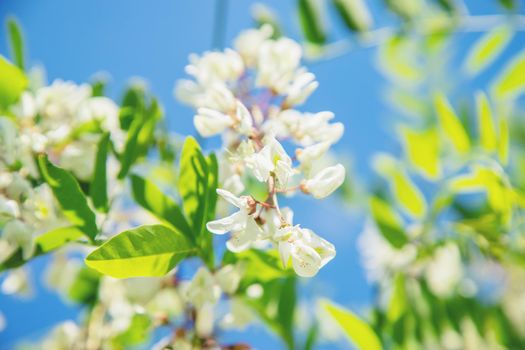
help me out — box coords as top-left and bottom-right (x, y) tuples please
(384, 0), (421, 21)
(38, 154), (98, 240)
(112, 313), (151, 347)
(298, 0), (326, 44)
(223, 249), (291, 285)
(399, 126), (441, 180)
(476, 92), (498, 153)
(332, 0), (372, 32)
(35, 226), (85, 253)
(492, 50), (525, 100)
(498, 114), (509, 165)
(130, 174), (193, 240)
(6, 17), (25, 70)
(370, 196), (408, 248)
(85, 225), (194, 278)
(379, 36), (421, 84)
(0, 55), (27, 110)
(464, 25), (512, 76)
(90, 133), (110, 212)
(321, 300), (382, 350)
(433, 93), (470, 155)
(278, 277), (296, 348)
(178, 137), (209, 236)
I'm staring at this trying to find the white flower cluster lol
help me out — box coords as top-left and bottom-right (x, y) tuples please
(176, 26), (345, 277)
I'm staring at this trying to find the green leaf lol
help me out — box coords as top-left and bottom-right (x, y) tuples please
(464, 25), (512, 76)
(252, 3), (283, 39)
(433, 93), (471, 155)
(0, 55), (28, 110)
(492, 50), (525, 100)
(332, 0), (373, 32)
(119, 86), (145, 131)
(223, 249), (292, 285)
(6, 17), (25, 70)
(384, 0), (421, 21)
(130, 174), (193, 240)
(85, 225), (194, 278)
(370, 196), (408, 249)
(321, 299), (382, 350)
(68, 266), (100, 305)
(387, 274), (406, 322)
(112, 313), (151, 348)
(399, 126), (441, 180)
(298, 0), (326, 44)
(379, 36), (421, 84)
(38, 154), (98, 241)
(35, 226), (85, 253)
(498, 113), (509, 165)
(475, 91), (498, 153)
(90, 133), (110, 212)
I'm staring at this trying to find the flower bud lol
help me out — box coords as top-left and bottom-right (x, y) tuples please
(194, 108), (233, 137)
(301, 164), (345, 199)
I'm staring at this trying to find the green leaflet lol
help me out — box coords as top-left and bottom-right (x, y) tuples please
(321, 299), (382, 350)
(464, 25), (512, 76)
(491, 50), (525, 100)
(399, 126), (441, 180)
(298, 0), (326, 44)
(6, 17), (25, 70)
(68, 266), (101, 305)
(38, 154), (98, 241)
(332, 0), (373, 33)
(475, 92), (498, 153)
(130, 174), (193, 241)
(85, 225), (195, 278)
(370, 196), (409, 249)
(0, 55), (27, 110)
(90, 133), (110, 212)
(433, 93), (471, 155)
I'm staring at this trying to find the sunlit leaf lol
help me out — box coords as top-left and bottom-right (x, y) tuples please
(332, 0), (372, 32)
(223, 249), (292, 285)
(35, 226), (85, 253)
(384, 0), (421, 21)
(433, 93), (471, 155)
(464, 25), (512, 76)
(298, 0), (326, 44)
(0, 55), (28, 110)
(492, 50), (525, 100)
(476, 92), (498, 153)
(399, 126), (441, 180)
(388, 274), (406, 322)
(498, 114), (509, 165)
(321, 299), (382, 350)
(38, 154), (98, 241)
(6, 17), (25, 70)
(90, 133), (110, 212)
(68, 266), (100, 305)
(112, 313), (151, 348)
(252, 3), (282, 38)
(130, 174), (193, 241)
(370, 196), (408, 248)
(379, 36), (421, 84)
(85, 225), (195, 278)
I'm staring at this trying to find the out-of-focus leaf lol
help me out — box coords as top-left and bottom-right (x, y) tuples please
(435, 0), (456, 14)
(379, 36), (421, 84)
(370, 196), (408, 248)
(119, 86), (145, 131)
(130, 174), (193, 241)
(85, 225), (195, 278)
(38, 154), (98, 241)
(399, 126), (441, 180)
(35, 226), (85, 253)
(476, 92), (498, 153)
(298, 0), (326, 44)
(492, 50), (525, 100)
(6, 17), (25, 70)
(321, 299), (382, 350)
(388, 274), (407, 322)
(433, 93), (471, 155)
(90, 133), (110, 212)
(68, 266), (100, 305)
(332, 0), (372, 33)
(384, 0), (421, 21)
(0, 55), (27, 110)
(464, 25), (512, 76)
(498, 114), (509, 165)
(374, 154), (426, 218)
(112, 313), (151, 348)
(498, 0), (516, 10)
(252, 3), (282, 38)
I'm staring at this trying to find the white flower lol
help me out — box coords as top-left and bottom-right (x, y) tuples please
(186, 49), (244, 86)
(221, 298), (254, 330)
(186, 267), (221, 309)
(195, 303), (215, 338)
(59, 136), (98, 181)
(296, 141), (332, 169)
(194, 108), (233, 137)
(214, 264), (242, 295)
(1, 267), (32, 297)
(0, 196), (19, 223)
(245, 136), (294, 189)
(41, 321), (80, 350)
(257, 37), (302, 93)
(283, 69), (319, 107)
(36, 80), (91, 125)
(234, 24), (273, 66)
(207, 189), (261, 252)
(0, 117), (18, 166)
(11, 91), (37, 120)
(235, 100), (254, 136)
(425, 243), (463, 297)
(3, 219), (35, 260)
(275, 225), (335, 277)
(301, 164), (345, 199)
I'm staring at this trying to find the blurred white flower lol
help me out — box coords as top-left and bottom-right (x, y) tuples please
(425, 243), (463, 298)
(301, 164), (345, 199)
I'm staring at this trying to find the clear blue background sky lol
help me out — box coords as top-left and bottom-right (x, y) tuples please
(0, 0), (523, 349)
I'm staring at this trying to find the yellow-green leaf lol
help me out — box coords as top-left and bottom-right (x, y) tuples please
(370, 196), (408, 248)
(476, 92), (498, 153)
(0, 55), (27, 110)
(85, 225), (195, 278)
(464, 25), (512, 76)
(433, 93), (471, 155)
(399, 126), (441, 180)
(298, 0), (326, 44)
(492, 50), (525, 100)
(6, 17), (25, 71)
(498, 114), (509, 165)
(379, 36), (421, 84)
(332, 0), (373, 33)
(321, 300), (382, 350)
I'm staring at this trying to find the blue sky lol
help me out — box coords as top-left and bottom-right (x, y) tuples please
(0, 0), (523, 348)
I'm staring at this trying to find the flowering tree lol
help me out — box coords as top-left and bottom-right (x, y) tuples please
(1, 0), (525, 349)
